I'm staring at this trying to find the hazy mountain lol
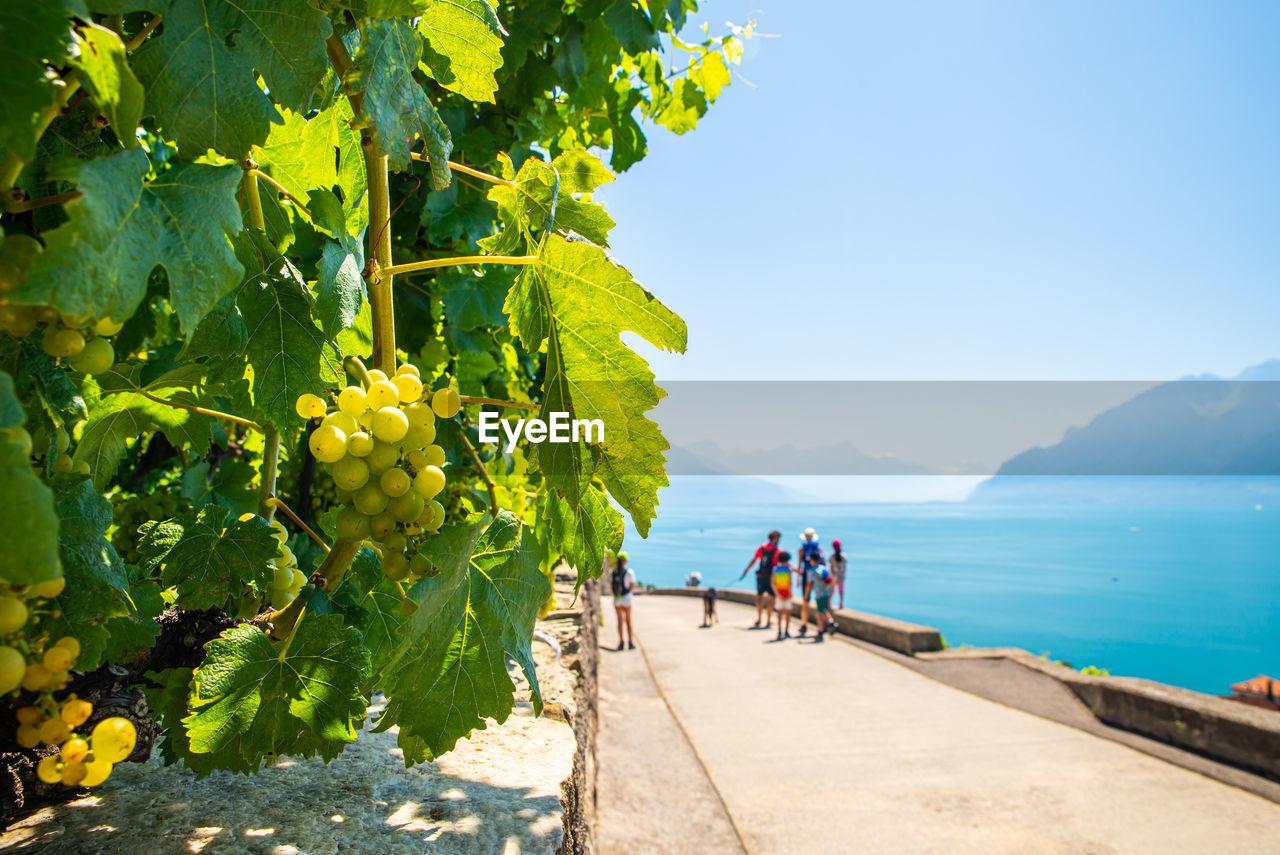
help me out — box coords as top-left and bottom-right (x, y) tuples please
(971, 360), (1280, 503)
(667, 440), (931, 476)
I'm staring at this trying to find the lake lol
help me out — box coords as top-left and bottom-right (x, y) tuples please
(619, 478), (1279, 695)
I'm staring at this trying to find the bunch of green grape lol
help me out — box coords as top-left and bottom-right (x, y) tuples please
(110, 491), (192, 565)
(0, 558), (137, 787)
(0, 233), (120, 375)
(295, 363), (461, 585)
(258, 514), (307, 609)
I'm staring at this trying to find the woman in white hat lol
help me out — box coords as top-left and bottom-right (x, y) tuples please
(796, 528), (824, 635)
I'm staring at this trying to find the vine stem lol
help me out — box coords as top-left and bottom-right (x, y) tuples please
(343, 355), (374, 388)
(364, 137), (396, 375)
(381, 255), (537, 278)
(242, 158), (281, 523)
(0, 72), (80, 194)
(125, 15), (162, 51)
(408, 152), (511, 186)
(263, 538), (361, 639)
(265, 497), (330, 553)
(248, 169), (309, 214)
(458, 429), (499, 518)
(459, 395), (535, 411)
(134, 390), (263, 432)
(1, 190), (82, 214)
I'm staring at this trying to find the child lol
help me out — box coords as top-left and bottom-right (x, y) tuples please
(770, 550), (794, 640)
(813, 567), (837, 642)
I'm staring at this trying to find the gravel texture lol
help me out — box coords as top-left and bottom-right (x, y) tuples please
(2, 698), (575, 854)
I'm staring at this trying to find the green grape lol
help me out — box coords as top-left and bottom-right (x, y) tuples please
(404, 422), (435, 448)
(270, 588), (294, 609)
(365, 440), (399, 474)
(35, 756), (61, 784)
(322, 410), (359, 435)
(69, 336), (114, 374)
(404, 401), (433, 427)
(290, 568), (307, 593)
(335, 506), (371, 540)
(0, 645), (25, 694)
(93, 316), (124, 336)
(45, 328), (86, 358)
(395, 363), (420, 378)
(379, 467), (410, 498)
(369, 512), (397, 540)
(431, 388), (461, 418)
(371, 406), (409, 443)
(332, 455), (370, 490)
(91, 718), (137, 763)
(381, 531), (407, 554)
(388, 491), (425, 524)
(393, 373), (423, 403)
(52, 451), (73, 474)
(353, 483), (389, 516)
(71, 459), (91, 475)
(8, 426), (32, 457)
(426, 499), (446, 530)
(295, 393), (327, 419)
(347, 431), (375, 457)
(367, 369), (389, 383)
(382, 552), (410, 582)
(271, 562), (293, 590)
(413, 465), (446, 498)
(423, 445), (446, 467)
(309, 424), (348, 463)
(80, 755), (113, 787)
(366, 380), (400, 410)
(405, 448), (428, 470)
(277, 544), (296, 567)
(0, 304), (38, 337)
(338, 385), (368, 416)
(410, 553), (434, 578)
(0, 595), (28, 633)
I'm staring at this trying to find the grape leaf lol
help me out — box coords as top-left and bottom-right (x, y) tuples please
(235, 231), (343, 429)
(417, 0), (505, 104)
(73, 365), (214, 489)
(128, 0), (332, 158)
(183, 613), (371, 770)
(145, 667), (255, 776)
(16, 338), (87, 427)
(373, 512), (551, 763)
(0, 371), (24, 429)
(604, 1), (661, 54)
(506, 235), (685, 536)
(440, 268), (512, 331)
(480, 151), (615, 250)
(552, 149), (615, 194)
(15, 148), (243, 336)
(317, 241), (367, 340)
(348, 19), (452, 184)
(538, 483), (622, 587)
(0, 0), (73, 160)
(0, 437), (60, 585)
(137, 504), (277, 610)
(334, 547), (406, 683)
(72, 22), (144, 146)
(40, 476), (139, 669)
(251, 106), (341, 214)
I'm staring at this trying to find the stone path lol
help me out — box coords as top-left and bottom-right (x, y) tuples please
(597, 596), (1280, 855)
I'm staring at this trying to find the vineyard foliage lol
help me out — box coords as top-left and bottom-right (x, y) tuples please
(0, 0), (746, 777)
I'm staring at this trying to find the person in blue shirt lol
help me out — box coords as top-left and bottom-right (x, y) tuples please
(796, 528), (824, 636)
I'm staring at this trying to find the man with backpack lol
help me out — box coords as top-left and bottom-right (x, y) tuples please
(797, 528), (825, 636)
(611, 552), (637, 651)
(741, 530), (782, 629)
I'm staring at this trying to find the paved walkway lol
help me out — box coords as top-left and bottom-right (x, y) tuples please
(597, 597), (1280, 855)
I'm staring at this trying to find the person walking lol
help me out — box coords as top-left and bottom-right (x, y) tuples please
(770, 550), (794, 640)
(741, 530), (782, 629)
(610, 552), (637, 651)
(812, 567), (836, 642)
(796, 528), (824, 636)
(829, 539), (848, 609)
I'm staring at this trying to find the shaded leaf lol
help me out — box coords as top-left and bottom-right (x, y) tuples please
(72, 22), (144, 146)
(137, 504), (277, 610)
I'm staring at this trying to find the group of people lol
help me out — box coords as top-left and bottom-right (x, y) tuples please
(742, 528), (848, 642)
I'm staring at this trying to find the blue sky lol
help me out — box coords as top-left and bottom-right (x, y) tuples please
(596, 1), (1280, 382)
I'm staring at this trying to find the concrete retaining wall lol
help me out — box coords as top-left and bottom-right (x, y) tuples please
(1060, 672), (1280, 781)
(647, 587), (944, 655)
(550, 574), (600, 855)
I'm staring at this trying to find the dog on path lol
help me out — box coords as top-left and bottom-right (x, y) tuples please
(701, 587), (718, 627)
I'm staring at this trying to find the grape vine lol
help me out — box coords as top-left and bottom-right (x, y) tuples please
(0, 0), (747, 796)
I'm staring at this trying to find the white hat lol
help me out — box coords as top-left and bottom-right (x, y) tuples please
(803, 528), (817, 540)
